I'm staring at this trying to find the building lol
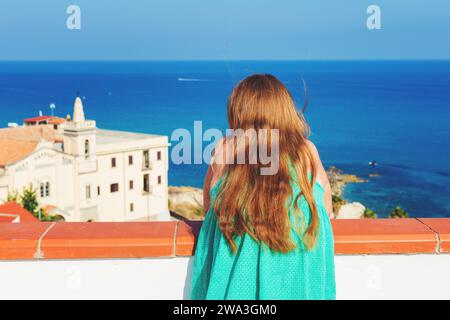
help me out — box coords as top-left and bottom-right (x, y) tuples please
(24, 115), (68, 131)
(23, 115), (55, 126)
(0, 97), (170, 222)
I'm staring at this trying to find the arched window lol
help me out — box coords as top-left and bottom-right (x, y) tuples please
(45, 182), (50, 197)
(84, 139), (90, 159)
(40, 183), (45, 198)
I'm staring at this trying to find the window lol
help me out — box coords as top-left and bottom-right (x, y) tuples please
(129, 180), (134, 190)
(157, 175), (162, 185)
(40, 183), (45, 198)
(45, 182), (50, 197)
(84, 139), (90, 159)
(143, 150), (150, 169)
(97, 186), (101, 196)
(157, 151), (162, 161)
(110, 183), (119, 193)
(130, 203), (134, 212)
(128, 155), (133, 165)
(143, 174), (150, 193)
(111, 157), (117, 168)
(86, 185), (91, 199)
(40, 182), (50, 198)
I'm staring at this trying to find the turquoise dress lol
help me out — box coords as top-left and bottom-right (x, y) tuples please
(190, 174), (336, 300)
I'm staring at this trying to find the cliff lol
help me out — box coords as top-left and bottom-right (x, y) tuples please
(168, 186), (204, 220)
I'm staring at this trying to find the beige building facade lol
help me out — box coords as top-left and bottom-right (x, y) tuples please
(0, 97), (170, 222)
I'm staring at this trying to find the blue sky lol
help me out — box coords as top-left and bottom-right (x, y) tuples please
(0, 0), (449, 60)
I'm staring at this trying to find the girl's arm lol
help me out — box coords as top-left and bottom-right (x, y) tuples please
(203, 165), (213, 214)
(307, 141), (335, 219)
(203, 138), (227, 213)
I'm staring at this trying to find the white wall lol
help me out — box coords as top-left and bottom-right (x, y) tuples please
(2, 147), (77, 220)
(0, 187), (7, 202)
(95, 145), (168, 222)
(335, 254), (450, 299)
(0, 254), (449, 300)
(146, 146), (169, 220)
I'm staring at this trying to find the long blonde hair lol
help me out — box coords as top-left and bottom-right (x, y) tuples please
(213, 74), (319, 253)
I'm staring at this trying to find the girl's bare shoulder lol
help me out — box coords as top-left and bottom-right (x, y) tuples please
(209, 137), (229, 189)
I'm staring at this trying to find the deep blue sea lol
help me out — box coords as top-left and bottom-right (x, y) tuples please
(0, 61), (449, 218)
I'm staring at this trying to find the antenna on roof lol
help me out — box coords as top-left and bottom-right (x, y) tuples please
(49, 103), (56, 117)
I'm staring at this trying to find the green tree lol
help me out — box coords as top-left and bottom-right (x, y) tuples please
(389, 206), (409, 219)
(38, 208), (64, 222)
(4, 185), (61, 222)
(332, 194), (346, 214)
(363, 208), (378, 219)
(20, 185), (39, 218)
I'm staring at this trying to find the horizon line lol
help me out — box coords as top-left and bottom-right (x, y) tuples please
(0, 58), (450, 63)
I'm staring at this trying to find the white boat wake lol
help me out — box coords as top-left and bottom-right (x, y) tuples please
(177, 78), (206, 82)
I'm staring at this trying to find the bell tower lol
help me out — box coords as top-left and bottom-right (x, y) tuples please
(63, 95), (99, 222)
(63, 96), (97, 159)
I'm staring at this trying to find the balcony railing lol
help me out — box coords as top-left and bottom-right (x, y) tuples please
(142, 185), (153, 195)
(142, 162), (153, 171)
(0, 218), (449, 299)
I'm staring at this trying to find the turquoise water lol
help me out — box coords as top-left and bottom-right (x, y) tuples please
(0, 61), (449, 217)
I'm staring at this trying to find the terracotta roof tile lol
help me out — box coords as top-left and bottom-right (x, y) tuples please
(23, 116), (54, 123)
(47, 117), (66, 125)
(0, 139), (37, 167)
(0, 215), (18, 223)
(0, 125), (63, 143)
(0, 126), (64, 167)
(0, 202), (39, 223)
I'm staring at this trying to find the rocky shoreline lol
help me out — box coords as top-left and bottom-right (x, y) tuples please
(169, 166), (368, 220)
(326, 166), (368, 219)
(326, 166), (366, 198)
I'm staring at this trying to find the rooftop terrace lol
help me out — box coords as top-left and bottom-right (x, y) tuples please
(96, 129), (165, 145)
(0, 218), (449, 299)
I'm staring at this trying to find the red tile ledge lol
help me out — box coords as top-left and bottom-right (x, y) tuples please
(332, 219), (438, 254)
(40, 222), (177, 259)
(0, 219), (448, 260)
(175, 220), (202, 256)
(0, 223), (53, 260)
(417, 218), (450, 253)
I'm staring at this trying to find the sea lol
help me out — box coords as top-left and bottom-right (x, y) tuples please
(0, 60), (449, 218)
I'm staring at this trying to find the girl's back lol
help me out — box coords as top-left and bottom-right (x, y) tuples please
(190, 74), (336, 300)
(191, 172), (335, 300)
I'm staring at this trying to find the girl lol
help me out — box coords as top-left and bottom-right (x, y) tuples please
(190, 74), (336, 300)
